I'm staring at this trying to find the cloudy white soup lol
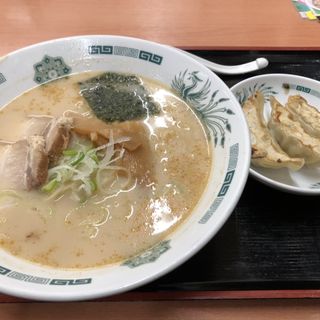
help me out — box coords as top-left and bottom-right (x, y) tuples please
(0, 72), (211, 268)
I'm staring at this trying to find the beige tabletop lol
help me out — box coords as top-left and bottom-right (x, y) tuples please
(1, 0), (320, 318)
(0, 0), (320, 56)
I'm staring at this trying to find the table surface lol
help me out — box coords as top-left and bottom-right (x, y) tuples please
(1, 1), (320, 319)
(0, 0), (320, 55)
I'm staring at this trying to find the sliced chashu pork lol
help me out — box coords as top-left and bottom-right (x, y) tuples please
(43, 116), (73, 163)
(22, 112), (153, 185)
(0, 136), (48, 190)
(24, 116), (51, 136)
(0, 116), (73, 191)
(27, 113), (143, 154)
(25, 115), (73, 163)
(243, 92), (304, 170)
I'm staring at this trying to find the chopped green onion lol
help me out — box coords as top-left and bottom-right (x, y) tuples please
(63, 149), (78, 157)
(45, 133), (128, 202)
(89, 153), (99, 164)
(41, 179), (59, 193)
(69, 152), (85, 166)
(89, 180), (97, 192)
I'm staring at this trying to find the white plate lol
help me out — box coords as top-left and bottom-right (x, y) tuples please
(231, 73), (320, 195)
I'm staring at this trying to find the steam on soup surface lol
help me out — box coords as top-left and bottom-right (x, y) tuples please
(0, 72), (211, 268)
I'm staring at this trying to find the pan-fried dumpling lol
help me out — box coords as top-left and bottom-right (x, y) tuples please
(286, 95), (320, 138)
(268, 96), (320, 164)
(243, 92), (304, 170)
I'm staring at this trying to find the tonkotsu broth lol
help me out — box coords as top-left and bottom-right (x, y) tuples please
(0, 72), (211, 268)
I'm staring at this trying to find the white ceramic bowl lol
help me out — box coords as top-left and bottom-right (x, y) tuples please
(0, 35), (250, 301)
(231, 73), (320, 195)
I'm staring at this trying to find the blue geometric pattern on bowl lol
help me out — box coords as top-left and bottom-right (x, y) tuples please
(33, 55), (72, 84)
(0, 73), (6, 85)
(122, 240), (171, 268)
(282, 82), (320, 98)
(49, 278), (92, 285)
(171, 69), (234, 147)
(88, 45), (163, 65)
(310, 182), (320, 189)
(0, 265), (91, 286)
(199, 143), (239, 224)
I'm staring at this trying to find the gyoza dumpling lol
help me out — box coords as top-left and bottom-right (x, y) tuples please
(243, 92), (304, 170)
(269, 96), (320, 164)
(286, 95), (320, 138)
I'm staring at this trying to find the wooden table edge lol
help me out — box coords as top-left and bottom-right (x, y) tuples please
(2, 290), (320, 303)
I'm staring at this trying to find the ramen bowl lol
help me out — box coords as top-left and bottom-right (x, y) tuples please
(0, 35), (250, 301)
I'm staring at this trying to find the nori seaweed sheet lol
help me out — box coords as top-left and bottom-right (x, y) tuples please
(78, 72), (160, 122)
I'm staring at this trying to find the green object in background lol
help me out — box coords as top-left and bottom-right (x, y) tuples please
(291, 0), (320, 19)
(292, 0), (310, 11)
